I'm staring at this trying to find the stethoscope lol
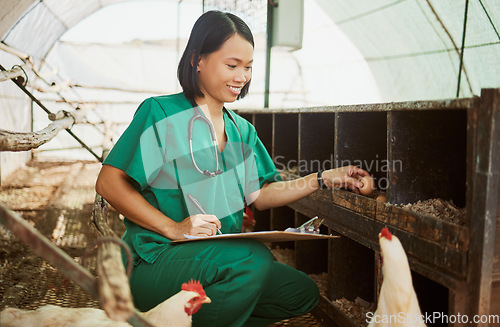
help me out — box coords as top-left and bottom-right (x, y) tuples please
(188, 106), (244, 177)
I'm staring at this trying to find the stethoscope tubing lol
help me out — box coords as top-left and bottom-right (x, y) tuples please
(188, 107), (223, 177)
(187, 105), (248, 207)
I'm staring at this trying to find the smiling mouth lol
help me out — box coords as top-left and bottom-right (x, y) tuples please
(227, 85), (242, 95)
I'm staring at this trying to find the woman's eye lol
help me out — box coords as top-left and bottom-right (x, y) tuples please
(227, 65), (236, 69)
(245, 66), (252, 71)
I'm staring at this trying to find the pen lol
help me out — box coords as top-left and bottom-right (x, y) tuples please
(187, 194), (222, 235)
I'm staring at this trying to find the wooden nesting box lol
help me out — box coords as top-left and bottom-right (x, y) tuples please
(236, 88), (500, 327)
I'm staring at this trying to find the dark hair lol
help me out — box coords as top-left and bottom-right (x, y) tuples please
(178, 11), (254, 104)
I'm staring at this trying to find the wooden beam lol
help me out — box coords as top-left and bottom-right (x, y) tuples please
(311, 294), (360, 327)
(0, 116), (74, 151)
(0, 63), (31, 82)
(0, 117), (75, 151)
(90, 194), (136, 322)
(0, 41), (31, 62)
(236, 97), (476, 114)
(0, 108), (89, 152)
(289, 189), (468, 287)
(466, 88), (500, 319)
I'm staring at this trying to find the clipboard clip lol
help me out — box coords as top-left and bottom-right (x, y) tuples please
(285, 216), (324, 234)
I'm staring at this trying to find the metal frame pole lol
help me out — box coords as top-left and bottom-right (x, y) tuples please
(456, 0), (470, 98)
(264, 1), (277, 108)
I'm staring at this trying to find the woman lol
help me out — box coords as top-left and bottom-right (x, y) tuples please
(96, 10), (369, 326)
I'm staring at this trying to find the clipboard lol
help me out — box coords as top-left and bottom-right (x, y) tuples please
(171, 230), (339, 244)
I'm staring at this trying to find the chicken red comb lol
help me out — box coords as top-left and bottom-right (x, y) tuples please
(380, 227), (392, 240)
(182, 279), (206, 297)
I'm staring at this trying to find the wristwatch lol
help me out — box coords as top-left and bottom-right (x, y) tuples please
(317, 170), (327, 189)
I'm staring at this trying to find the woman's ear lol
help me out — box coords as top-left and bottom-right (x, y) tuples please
(190, 53), (202, 72)
(195, 55), (204, 72)
(190, 52), (195, 67)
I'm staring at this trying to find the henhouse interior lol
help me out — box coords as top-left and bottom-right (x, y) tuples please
(0, 0), (499, 326)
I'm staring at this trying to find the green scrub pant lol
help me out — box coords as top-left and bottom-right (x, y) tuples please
(129, 239), (319, 327)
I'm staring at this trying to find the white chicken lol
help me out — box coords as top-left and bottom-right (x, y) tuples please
(368, 228), (426, 327)
(0, 279), (210, 327)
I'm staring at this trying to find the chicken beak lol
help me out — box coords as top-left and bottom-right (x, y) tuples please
(202, 296), (211, 304)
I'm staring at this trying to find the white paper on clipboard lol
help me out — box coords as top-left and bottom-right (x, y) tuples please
(172, 230), (338, 244)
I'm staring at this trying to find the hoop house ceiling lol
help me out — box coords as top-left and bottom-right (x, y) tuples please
(0, 0), (131, 59)
(2, 0), (498, 105)
(316, 0), (500, 100)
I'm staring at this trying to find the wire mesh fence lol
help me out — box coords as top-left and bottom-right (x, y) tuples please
(0, 160), (323, 326)
(203, 0), (268, 34)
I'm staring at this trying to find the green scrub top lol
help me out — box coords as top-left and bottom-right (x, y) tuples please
(103, 92), (281, 266)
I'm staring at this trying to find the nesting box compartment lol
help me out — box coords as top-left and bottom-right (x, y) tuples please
(237, 88), (500, 326)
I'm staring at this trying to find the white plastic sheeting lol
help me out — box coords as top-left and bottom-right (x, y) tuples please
(0, 48), (33, 181)
(0, 0), (130, 179)
(316, 0), (500, 100)
(0, 0), (496, 105)
(35, 0), (376, 110)
(1, 0), (127, 59)
(2, 0), (377, 164)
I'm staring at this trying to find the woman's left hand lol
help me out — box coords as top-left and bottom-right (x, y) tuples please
(321, 165), (371, 194)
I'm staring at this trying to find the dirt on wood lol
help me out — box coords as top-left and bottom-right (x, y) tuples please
(397, 198), (466, 225)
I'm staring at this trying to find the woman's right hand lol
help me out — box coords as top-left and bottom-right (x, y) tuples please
(174, 214), (221, 239)
(321, 165), (370, 193)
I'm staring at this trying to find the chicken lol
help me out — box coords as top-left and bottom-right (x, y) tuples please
(0, 279), (210, 327)
(368, 228), (426, 327)
(242, 206), (255, 232)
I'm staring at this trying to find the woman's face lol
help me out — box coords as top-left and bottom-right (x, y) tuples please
(197, 34), (253, 106)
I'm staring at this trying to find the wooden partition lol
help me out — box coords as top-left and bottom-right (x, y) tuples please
(236, 88), (500, 327)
